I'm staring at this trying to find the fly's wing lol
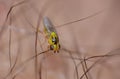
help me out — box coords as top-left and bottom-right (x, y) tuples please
(43, 17), (57, 33)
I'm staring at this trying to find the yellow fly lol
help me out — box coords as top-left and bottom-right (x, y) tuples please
(43, 17), (60, 53)
(42, 10), (103, 53)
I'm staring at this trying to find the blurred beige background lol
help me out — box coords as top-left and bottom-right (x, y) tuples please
(0, 0), (120, 79)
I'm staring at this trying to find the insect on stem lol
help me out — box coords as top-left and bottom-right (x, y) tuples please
(43, 17), (60, 53)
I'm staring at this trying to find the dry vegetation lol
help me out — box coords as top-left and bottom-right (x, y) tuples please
(0, 0), (120, 79)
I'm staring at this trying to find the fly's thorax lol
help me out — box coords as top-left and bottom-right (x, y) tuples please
(48, 32), (58, 45)
(48, 32), (60, 52)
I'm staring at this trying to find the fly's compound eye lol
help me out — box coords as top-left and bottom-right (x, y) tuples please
(50, 45), (54, 50)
